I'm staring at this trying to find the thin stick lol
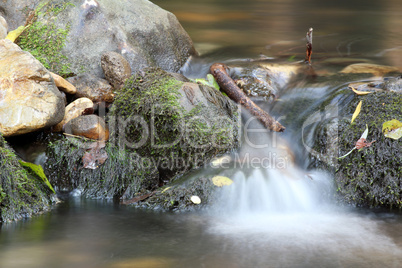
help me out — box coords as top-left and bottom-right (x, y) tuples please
(305, 27), (313, 64)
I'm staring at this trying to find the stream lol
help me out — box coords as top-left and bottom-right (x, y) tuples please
(1, 0), (402, 267)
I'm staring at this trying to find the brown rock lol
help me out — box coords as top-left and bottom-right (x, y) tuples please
(0, 39), (65, 136)
(67, 74), (114, 103)
(63, 114), (109, 141)
(0, 15), (7, 39)
(52, 97), (93, 132)
(50, 71), (77, 94)
(101, 51), (132, 90)
(340, 63), (400, 76)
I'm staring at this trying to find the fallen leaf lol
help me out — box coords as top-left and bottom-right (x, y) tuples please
(190, 195), (201, 204)
(212, 176), (233, 187)
(338, 124), (375, 159)
(351, 100), (362, 123)
(82, 141), (108, 169)
(19, 160), (56, 193)
(6, 26), (28, 42)
(382, 119), (402, 140)
(349, 86), (372, 95)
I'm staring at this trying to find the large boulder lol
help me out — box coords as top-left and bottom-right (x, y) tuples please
(108, 67), (241, 181)
(0, 39), (65, 137)
(0, 15), (7, 39)
(0, 135), (55, 222)
(311, 91), (402, 208)
(10, 0), (197, 77)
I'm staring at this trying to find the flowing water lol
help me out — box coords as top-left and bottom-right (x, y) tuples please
(1, 0), (402, 267)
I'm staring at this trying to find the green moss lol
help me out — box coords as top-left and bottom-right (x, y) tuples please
(17, 1), (75, 77)
(45, 136), (159, 199)
(1, 135), (53, 222)
(317, 92), (402, 208)
(108, 68), (240, 180)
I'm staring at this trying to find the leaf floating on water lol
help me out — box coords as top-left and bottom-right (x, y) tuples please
(382, 119), (402, 140)
(19, 160), (56, 193)
(351, 100), (362, 123)
(82, 141), (108, 169)
(212, 176), (233, 187)
(190, 195), (201, 204)
(349, 86), (372, 96)
(6, 26), (28, 42)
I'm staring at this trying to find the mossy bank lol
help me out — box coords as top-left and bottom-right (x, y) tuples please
(0, 135), (55, 223)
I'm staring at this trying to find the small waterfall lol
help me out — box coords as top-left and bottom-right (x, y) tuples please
(218, 167), (333, 216)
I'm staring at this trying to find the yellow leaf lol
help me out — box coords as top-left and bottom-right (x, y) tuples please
(212, 176), (233, 187)
(5, 26), (28, 42)
(382, 119), (402, 140)
(190, 195), (201, 204)
(351, 100), (362, 123)
(350, 86), (372, 95)
(161, 186), (171, 193)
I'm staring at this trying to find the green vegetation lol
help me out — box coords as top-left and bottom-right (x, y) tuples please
(45, 137), (159, 199)
(1, 135), (53, 222)
(108, 67), (240, 179)
(17, 1), (75, 77)
(313, 91), (402, 208)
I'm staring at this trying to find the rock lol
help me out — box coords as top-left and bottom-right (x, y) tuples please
(0, 0), (40, 31)
(0, 15), (7, 39)
(1, 135), (55, 222)
(311, 92), (402, 208)
(340, 63), (400, 76)
(349, 76), (402, 93)
(67, 74), (114, 103)
(63, 114), (109, 141)
(0, 39), (65, 137)
(108, 67), (240, 181)
(101, 51), (132, 90)
(50, 72), (77, 94)
(11, 0), (197, 77)
(230, 63), (302, 101)
(45, 136), (159, 197)
(52, 97), (94, 132)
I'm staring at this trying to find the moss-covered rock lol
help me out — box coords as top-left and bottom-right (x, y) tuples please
(108, 67), (240, 181)
(136, 176), (217, 211)
(44, 136), (159, 199)
(0, 135), (55, 222)
(312, 91), (402, 208)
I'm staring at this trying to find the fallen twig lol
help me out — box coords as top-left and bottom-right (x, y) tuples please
(210, 63), (285, 132)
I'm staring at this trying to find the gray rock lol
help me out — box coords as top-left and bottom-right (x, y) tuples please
(101, 51), (132, 90)
(8, 0), (197, 77)
(0, 15), (7, 39)
(67, 74), (114, 103)
(0, 39), (65, 137)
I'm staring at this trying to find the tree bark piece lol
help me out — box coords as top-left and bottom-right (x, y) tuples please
(210, 63), (285, 132)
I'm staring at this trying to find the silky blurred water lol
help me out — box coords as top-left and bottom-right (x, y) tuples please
(1, 0), (402, 267)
